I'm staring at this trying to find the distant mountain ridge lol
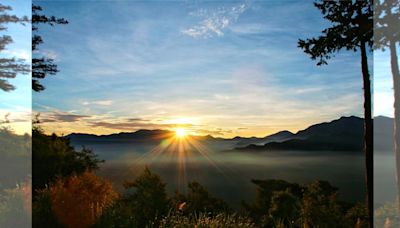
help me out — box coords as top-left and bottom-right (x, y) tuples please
(234, 130), (295, 146)
(66, 115), (394, 152)
(237, 116), (364, 151)
(67, 129), (174, 143)
(66, 128), (295, 144)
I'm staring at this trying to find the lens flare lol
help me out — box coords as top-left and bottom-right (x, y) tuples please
(175, 128), (187, 138)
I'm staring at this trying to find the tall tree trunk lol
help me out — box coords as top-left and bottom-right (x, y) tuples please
(360, 40), (373, 228)
(390, 40), (400, 211)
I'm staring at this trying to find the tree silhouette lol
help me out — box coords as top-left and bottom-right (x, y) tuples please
(298, 1), (373, 226)
(375, 0), (400, 211)
(32, 127), (103, 192)
(171, 181), (229, 215)
(268, 190), (300, 227)
(300, 181), (345, 228)
(123, 167), (168, 227)
(0, 4), (29, 92)
(32, 5), (68, 92)
(243, 179), (302, 224)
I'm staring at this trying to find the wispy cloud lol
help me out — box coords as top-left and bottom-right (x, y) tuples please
(39, 112), (91, 123)
(182, 2), (250, 38)
(82, 100), (113, 106)
(88, 120), (193, 132)
(32, 1), (366, 138)
(195, 128), (232, 136)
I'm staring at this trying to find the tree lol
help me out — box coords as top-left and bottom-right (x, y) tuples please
(298, 1), (373, 226)
(123, 167), (169, 227)
(0, 4), (29, 91)
(375, 0), (400, 211)
(243, 179), (302, 223)
(49, 171), (118, 228)
(171, 181), (230, 215)
(346, 203), (368, 228)
(32, 127), (103, 192)
(300, 181), (346, 228)
(268, 190), (300, 227)
(32, 5), (68, 92)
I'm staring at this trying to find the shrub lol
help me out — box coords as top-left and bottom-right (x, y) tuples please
(49, 171), (118, 228)
(159, 212), (255, 228)
(0, 181), (31, 227)
(375, 202), (400, 227)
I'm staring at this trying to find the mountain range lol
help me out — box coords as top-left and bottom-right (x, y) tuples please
(67, 116), (394, 152)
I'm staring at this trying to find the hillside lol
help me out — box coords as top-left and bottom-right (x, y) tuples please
(238, 116), (364, 151)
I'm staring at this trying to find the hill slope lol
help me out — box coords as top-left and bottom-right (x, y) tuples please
(238, 116), (364, 151)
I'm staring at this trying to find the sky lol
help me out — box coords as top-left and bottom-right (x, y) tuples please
(0, 0), (31, 134)
(1, 0), (395, 137)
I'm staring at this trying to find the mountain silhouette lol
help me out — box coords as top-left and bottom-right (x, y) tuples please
(67, 129), (174, 143)
(237, 116), (364, 151)
(67, 116), (393, 152)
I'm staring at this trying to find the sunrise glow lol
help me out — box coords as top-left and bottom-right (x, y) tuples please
(175, 128), (187, 138)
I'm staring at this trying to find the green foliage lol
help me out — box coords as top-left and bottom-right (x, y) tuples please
(243, 179), (302, 222)
(346, 202), (368, 227)
(266, 190), (300, 227)
(159, 212), (255, 228)
(171, 181), (230, 216)
(375, 202), (400, 227)
(300, 181), (346, 227)
(244, 179), (365, 227)
(32, 127), (103, 192)
(123, 167), (169, 227)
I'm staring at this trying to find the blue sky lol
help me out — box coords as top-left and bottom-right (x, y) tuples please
(0, 0), (31, 134)
(13, 0), (389, 137)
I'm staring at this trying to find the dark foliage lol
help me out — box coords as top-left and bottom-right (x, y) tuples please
(122, 167), (169, 227)
(243, 179), (367, 227)
(32, 127), (102, 192)
(243, 179), (302, 222)
(298, 0), (372, 65)
(374, 0), (400, 49)
(32, 5), (68, 92)
(32, 189), (64, 228)
(93, 201), (140, 228)
(171, 181), (230, 216)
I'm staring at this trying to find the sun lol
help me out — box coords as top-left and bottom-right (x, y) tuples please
(175, 128), (187, 138)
